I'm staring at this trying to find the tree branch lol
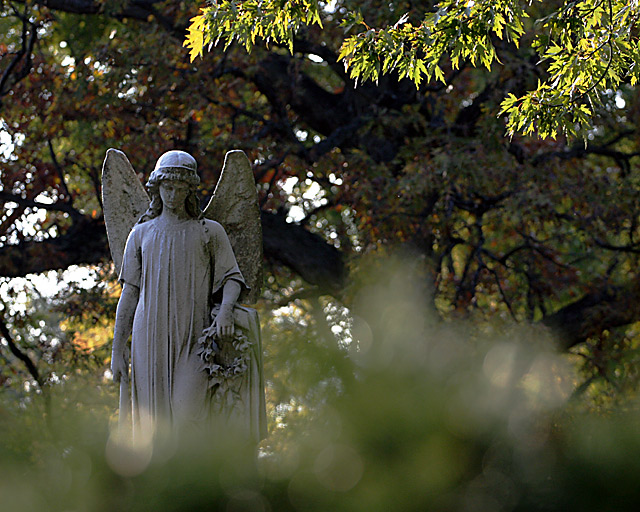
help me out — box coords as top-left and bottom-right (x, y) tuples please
(0, 216), (108, 277)
(0, 191), (81, 215)
(36, 0), (153, 18)
(261, 210), (345, 293)
(29, 0), (184, 37)
(542, 280), (640, 350)
(274, 285), (322, 307)
(0, 211), (346, 296)
(0, 310), (43, 388)
(47, 140), (73, 203)
(593, 238), (640, 254)
(531, 131), (640, 168)
(0, 7), (37, 99)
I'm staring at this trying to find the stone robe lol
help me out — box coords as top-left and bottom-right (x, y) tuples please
(119, 217), (266, 439)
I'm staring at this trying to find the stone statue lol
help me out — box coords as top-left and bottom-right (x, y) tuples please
(102, 149), (266, 441)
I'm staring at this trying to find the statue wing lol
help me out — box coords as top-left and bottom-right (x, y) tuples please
(101, 149), (150, 275)
(203, 150), (263, 304)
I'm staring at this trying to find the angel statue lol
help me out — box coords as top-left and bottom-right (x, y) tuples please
(102, 149), (266, 442)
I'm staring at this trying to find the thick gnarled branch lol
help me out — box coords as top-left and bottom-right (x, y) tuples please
(542, 281), (640, 350)
(261, 211), (345, 293)
(0, 211), (346, 293)
(0, 216), (108, 277)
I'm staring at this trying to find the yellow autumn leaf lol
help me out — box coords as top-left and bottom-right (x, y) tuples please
(184, 13), (207, 62)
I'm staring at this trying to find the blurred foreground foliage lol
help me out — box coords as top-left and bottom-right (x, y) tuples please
(2, 258), (640, 511)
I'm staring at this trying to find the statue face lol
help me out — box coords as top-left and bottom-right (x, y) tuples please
(159, 180), (190, 212)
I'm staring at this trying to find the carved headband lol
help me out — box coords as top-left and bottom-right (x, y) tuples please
(146, 166), (201, 187)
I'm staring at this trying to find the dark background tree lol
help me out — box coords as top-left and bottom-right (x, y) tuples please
(2, 0), (640, 406)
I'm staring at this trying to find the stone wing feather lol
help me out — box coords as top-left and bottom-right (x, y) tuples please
(203, 150), (262, 304)
(101, 149), (150, 275)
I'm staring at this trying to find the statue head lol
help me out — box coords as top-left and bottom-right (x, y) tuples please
(146, 150), (200, 188)
(138, 150), (203, 223)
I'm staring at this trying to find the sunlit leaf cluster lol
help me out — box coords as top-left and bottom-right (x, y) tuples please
(500, 0), (640, 139)
(338, 0), (529, 86)
(184, 0), (324, 59)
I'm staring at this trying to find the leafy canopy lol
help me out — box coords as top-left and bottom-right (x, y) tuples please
(185, 0), (640, 140)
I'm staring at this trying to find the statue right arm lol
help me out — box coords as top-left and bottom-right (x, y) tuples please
(111, 282), (140, 382)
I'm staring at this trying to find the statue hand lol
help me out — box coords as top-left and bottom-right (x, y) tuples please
(215, 304), (235, 342)
(111, 348), (129, 383)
